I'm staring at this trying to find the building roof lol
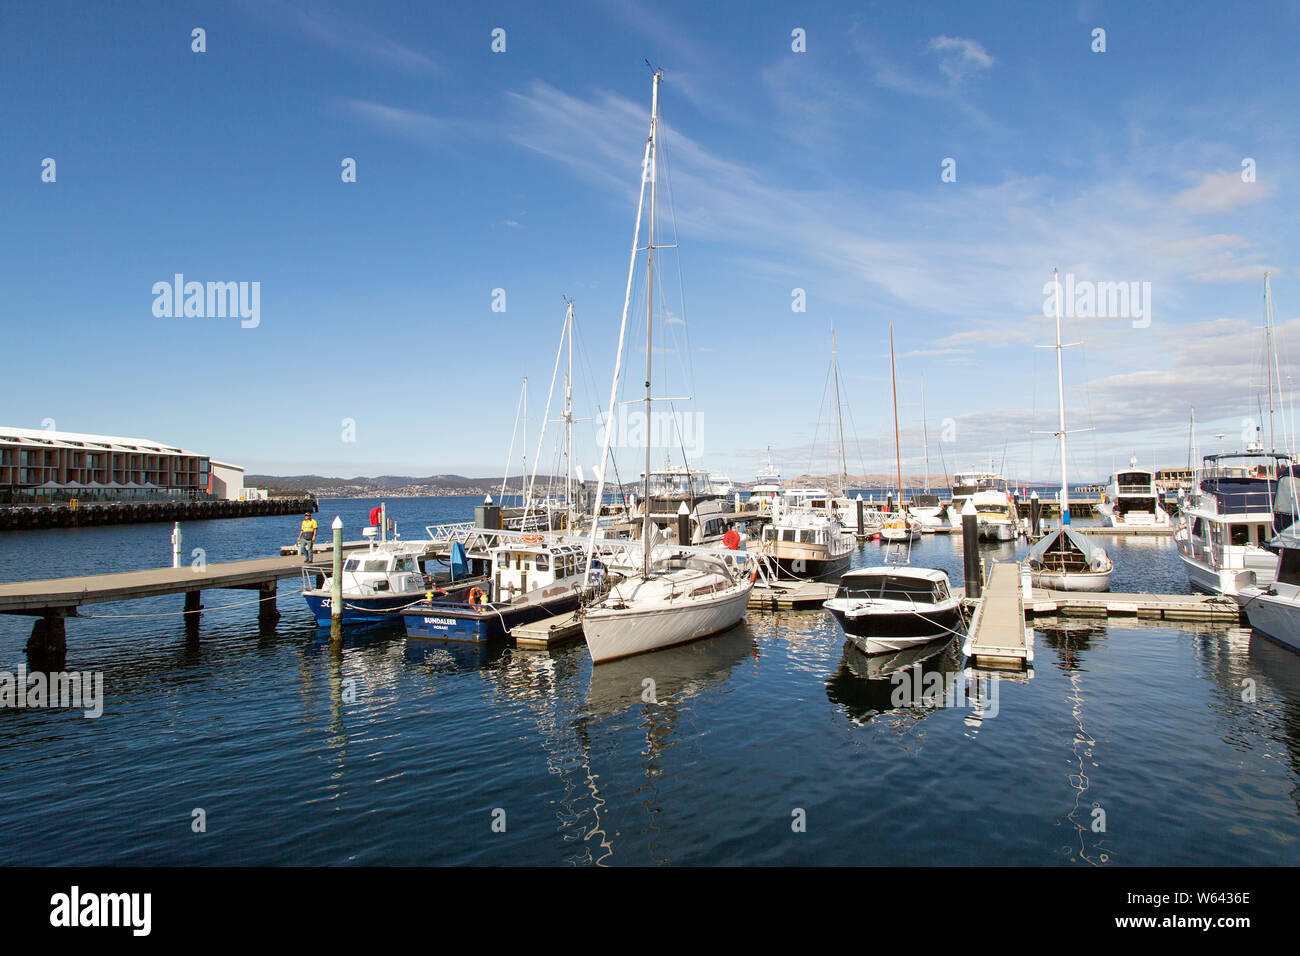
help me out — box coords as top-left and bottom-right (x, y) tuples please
(0, 426), (203, 457)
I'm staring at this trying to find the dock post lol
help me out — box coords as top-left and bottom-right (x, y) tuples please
(330, 516), (344, 626)
(27, 611), (68, 661)
(962, 498), (981, 599)
(258, 581), (280, 626)
(1030, 491), (1041, 537)
(676, 501), (691, 545)
(856, 495), (864, 537)
(171, 522), (182, 568)
(184, 591), (202, 631)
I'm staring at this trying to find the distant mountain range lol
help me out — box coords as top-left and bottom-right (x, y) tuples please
(247, 471), (1053, 499)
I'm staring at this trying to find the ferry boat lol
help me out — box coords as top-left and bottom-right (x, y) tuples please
(302, 542), (431, 626)
(402, 539), (596, 642)
(1097, 457), (1172, 528)
(1238, 532), (1300, 653)
(1175, 450), (1296, 596)
(759, 493), (853, 578)
(824, 566), (963, 654)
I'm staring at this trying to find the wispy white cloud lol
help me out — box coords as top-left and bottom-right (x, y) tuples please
(928, 36), (995, 83)
(1173, 169), (1276, 214)
(240, 0), (439, 74)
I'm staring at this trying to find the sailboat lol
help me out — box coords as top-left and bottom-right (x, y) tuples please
(907, 375), (945, 531)
(1027, 268), (1113, 592)
(580, 71), (755, 664)
(880, 324), (921, 543)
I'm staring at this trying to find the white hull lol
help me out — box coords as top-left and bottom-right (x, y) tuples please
(1241, 587), (1300, 653)
(849, 631), (950, 654)
(1178, 552), (1260, 596)
(1030, 568), (1112, 592)
(583, 577), (753, 663)
(907, 506), (945, 530)
(880, 524), (921, 542)
(977, 520), (1016, 542)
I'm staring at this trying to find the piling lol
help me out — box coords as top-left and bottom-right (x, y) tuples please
(1030, 491), (1041, 537)
(856, 495), (864, 537)
(330, 516), (343, 626)
(171, 522), (182, 569)
(962, 498), (981, 599)
(677, 501), (691, 545)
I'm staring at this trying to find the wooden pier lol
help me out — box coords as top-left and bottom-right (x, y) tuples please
(511, 611), (585, 650)
(748, 580), (837, 610)
(0, 544), (376, 656)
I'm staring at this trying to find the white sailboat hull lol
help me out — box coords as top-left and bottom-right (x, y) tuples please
(1030, 568), (1112, 592)
(583, 577), (753, 663)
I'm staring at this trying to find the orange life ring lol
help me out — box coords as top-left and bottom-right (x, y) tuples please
(522, 534), (544, 543)
(467, 587), (485, 606)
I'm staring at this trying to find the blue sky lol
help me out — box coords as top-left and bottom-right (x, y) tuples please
(4, 0), (1299, 485)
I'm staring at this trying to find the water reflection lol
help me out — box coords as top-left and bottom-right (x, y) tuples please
(585, 624), (755, 718)
(825, 636), (963, 726)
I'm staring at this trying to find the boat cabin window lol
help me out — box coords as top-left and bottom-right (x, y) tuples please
(1231, 525), (1249, 546)
(1277, 548), (1300, 586)
(343, 559), (360, 571)
(1191, 518), (1206, 539)
(781, 529), (796, 542)
(393, 557), (416, 573)
(362, 559), (387, 572)
(535, 554), (549, 572)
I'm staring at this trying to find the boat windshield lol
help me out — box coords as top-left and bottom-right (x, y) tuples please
(836, 575), (944, 603)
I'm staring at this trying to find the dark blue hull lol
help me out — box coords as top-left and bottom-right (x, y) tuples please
(303, 591), (427, 627)
(403, 590), (583, 643)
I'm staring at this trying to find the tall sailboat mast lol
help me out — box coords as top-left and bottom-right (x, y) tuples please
(1266, 271), (1277, 452)
(921, 373), (930, 494)
(564, 300), (574, 522)
(832, 330), (847, 496)
(1054, 268), (1070, 525)
(641, 70), (661, 577)
(889, 323), (902, 503)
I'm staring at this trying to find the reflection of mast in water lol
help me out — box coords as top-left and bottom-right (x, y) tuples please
(1044, 622), (1110, 865)
(496, 649), (616, 865)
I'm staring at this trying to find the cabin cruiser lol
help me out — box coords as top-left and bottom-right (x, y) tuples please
(302, 542), (431, 626)
(1175, 451), (1297, 596)
(971, 488), (1019, 541)
(402, 539), (598, 642)
(1027, 527), (1112, 592)
(949, 471), (1003, 527)
(824, 567), (963, 654)
(1238, 532), (1300, 653)
(759, 493), (853, 578)
(1097, 458), (1172, 528)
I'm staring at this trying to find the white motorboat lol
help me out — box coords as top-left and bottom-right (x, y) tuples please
(760, 493), (853, 579)
(1098, 457), (1172, 528)
(948, 471), (1003, 527)
(1175, 450), (1295, 596)
(579, 71), (752, 663)
(971, 489), (1019, 541)
(1238, 532), (1300, 653)
(824, 566), (964, 654)
(907, 492), (946, 531)
(879, 513), (921, 542)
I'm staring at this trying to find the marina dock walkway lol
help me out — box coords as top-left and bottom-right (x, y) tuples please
(964, 562), (1032, 666)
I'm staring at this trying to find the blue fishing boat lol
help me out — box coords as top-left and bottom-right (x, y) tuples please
(302, 544), (434, 626)
(402, 540), (598, 642)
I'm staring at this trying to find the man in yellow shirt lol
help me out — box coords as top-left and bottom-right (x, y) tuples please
(298, 513), (318, 561)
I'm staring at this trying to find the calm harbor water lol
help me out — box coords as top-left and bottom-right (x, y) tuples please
(2, 496), (1299, 865)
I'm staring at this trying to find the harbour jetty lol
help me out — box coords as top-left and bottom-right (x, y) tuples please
(0, 494), (317, 530)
